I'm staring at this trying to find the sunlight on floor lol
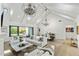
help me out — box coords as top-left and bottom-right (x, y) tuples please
(4, 50), (11, 54)
(51, 45), (55, 50)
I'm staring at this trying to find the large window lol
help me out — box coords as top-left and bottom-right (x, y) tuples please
(9, 26), (34, 37)
(19, 27), (26, 36)
(28, 27), (34, 37)
(9, 26), (18, 36)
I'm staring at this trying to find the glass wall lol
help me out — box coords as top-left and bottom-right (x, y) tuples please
(19, 27), (26, 36)
(9, 26), (18, 36)
(9, 26), (34, 37)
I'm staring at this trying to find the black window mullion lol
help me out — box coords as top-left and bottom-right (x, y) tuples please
(17, 26), (19, 36)
(32, 27), (34, 35)
(9, 25), (11, 37)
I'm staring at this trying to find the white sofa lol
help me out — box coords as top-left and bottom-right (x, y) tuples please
(9, 36), (20, 45)
(9, 35), (47, 47)
(26, 36), (47, 47)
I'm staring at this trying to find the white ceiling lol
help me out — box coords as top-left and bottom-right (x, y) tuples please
(1, 3), (79, 26)
(45, 3), (79, 18)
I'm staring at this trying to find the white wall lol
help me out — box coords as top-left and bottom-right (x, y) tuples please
(2, 3), (77, 41)
(76, 16), (79, 48)
(3, 14), (76, 42)
(0, 3), (4, 56)
(37, 14), (76, 40)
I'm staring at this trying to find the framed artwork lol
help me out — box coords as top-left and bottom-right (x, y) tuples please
(77, 26), (79, 34)
(71, 28), (74, 32)
(66, 27), (70, 32)
(66, 27), (74, 32)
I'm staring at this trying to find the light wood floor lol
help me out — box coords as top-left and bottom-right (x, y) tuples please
(46, 39), (79, 56)
(4, 39), (79, 56)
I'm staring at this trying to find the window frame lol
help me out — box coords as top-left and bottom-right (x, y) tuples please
(9, 25), (19, 37)
(9, 25), (34, 37)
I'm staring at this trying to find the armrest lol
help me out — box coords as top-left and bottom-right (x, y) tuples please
(37, 47), (54, 55)
(26, 39), (42, 46)
(42, 51), (50, 56)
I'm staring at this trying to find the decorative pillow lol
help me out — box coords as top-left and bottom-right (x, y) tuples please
(13, 36), (18, 40)
(37, 50), (44, 56)
(42, 51), (50, 56)
(39, 37), (43, 41)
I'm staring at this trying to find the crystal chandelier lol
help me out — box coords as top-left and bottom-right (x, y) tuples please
(24, 3), (36, 15)
(42, 19), (49, 26)
(42, 8), (49, 26)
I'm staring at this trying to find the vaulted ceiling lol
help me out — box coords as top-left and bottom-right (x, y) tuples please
(1, 3), (79, 26)
(45, 3), (79, 19)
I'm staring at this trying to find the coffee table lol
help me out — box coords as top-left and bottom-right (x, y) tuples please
(10, 42), (33, 52)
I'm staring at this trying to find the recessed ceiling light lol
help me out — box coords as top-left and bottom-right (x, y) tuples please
(17, 16), (20, 18)
(10, 9), (13, 16)
(36, 19), (40, 23)
(59, 20), (62, 22)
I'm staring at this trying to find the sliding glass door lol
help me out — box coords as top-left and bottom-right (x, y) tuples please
(9, 26), (18, 37)
(28, 27), (34, 37)
(19, 27), (26, 36)
(9, 26), (34, 37)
